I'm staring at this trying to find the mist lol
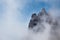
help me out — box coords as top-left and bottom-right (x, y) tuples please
(0, 0), (60, 40)
(0, 0), (28, 40)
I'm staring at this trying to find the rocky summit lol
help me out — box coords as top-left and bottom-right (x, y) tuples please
(28, 8), (60, 40)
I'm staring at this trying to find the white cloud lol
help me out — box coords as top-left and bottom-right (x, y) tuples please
(0, 0), (29, 40)
(0, 0), (60, 40)
(48, 8), (60, 18)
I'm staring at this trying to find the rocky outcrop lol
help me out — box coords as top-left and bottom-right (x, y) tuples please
(28, 8), (59, 33)
(28, 8), (60, 40)
(28, 8), (52, 29)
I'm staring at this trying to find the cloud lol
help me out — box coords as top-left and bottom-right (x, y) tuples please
(48, 8), (60, 18)
(0, 0), (29, 40)
(0, 0), (60, 40)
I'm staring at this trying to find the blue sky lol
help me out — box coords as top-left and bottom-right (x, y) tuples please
(0, 0), (60, 40)
(18, 0), (60, 27)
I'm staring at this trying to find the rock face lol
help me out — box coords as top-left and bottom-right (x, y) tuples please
(28, 8), (60, 40)
(28, 8), (52, 29)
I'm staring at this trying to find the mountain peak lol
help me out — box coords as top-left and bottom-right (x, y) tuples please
(28, 8), (50, 30)
(28, 8), (48, 28)
(38, 8), (48, 16)
(41, 8), (46, 13)
(28, 8), (60, 40)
